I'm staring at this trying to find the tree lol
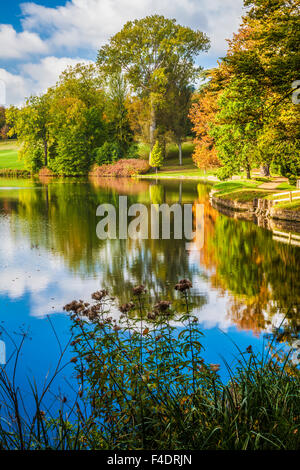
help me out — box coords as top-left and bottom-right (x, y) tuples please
(49, 97), (91, 175)
(0, 106), (5, 138)
(149, 140), (164, 173)
(7, 63), (108, 175)
(104, 72), (134, 156)
(6, 92), (53, 171)
(211, 77), (264, 179)
(159, 81), (194, 165)
(218, 0), (300, 176)
(126, 95), (151, 144)
(97, 15), (210, 162)
(189, 83), (220, 171)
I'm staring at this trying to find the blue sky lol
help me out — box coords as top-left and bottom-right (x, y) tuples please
(0, 1), (246, 105)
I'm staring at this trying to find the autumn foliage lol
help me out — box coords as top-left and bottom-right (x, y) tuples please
(189, 89), (220, 170)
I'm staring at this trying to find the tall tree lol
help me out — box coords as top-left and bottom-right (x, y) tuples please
(161, 82), (194, 165)
(97, 15), (209, 162)
(104, 72), (134, 156)
(189, 82), (220, 171)
(0, 106), (5, 137)
(6, 93), (53, 171)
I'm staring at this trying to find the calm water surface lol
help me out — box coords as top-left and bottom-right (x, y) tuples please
(0, 177), (299, 400)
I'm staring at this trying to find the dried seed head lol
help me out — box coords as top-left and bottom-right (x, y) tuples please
(119, 302), (135, 314)
(175, 279), (192, 292)
(154, 300), (171, 313)
(132, 285), (146, 296)
(91, 290), (108, 301)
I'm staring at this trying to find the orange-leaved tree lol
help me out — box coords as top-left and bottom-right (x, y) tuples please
(189, 84), (220, 171)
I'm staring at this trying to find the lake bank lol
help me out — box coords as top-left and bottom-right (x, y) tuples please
(210, 179), (300, 228)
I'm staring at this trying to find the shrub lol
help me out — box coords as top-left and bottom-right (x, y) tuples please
(217, 166), (234, 181)
(94, 141), (122, 166)
(38, 167), (55, 177)
(90, 158), (150, 177)
(288, 175), (297, 186)
(126, 142), (140, 159)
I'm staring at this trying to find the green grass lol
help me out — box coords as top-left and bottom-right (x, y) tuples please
(276, 182), (297, 191)
(274, 200), (300, 211)
(0, 140), (24, 170)
(213, 180), (261, 193)
(215, 189), (271, 202)
(213, 180), (270, 202)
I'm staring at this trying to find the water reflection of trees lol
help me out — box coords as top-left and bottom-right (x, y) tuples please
(0, 179), (207, 310)
(202, 201), (300, 344)
(0, 178), (299, 341)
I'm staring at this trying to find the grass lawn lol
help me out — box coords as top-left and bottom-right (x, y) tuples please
(213, 180), (277, 202)
(213, 180), (261, 194)
(0, 140), (24, 170)
(273, 201), (300, 211)
(215, 189), (271, 202)
(212, 179), (298, 203)
(276, 182), (297, 191)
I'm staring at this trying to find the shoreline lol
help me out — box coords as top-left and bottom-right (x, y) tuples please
(135, 173), (218, 182)
(211, 193), (300, 232)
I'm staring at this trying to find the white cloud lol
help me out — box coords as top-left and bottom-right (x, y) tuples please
(0, 56), (91, 106)
(0, 24), (48, 59)
(21, 56), (92, 94)
(21, 0), (244, 56)
(0, 68), (28, 106)
(0, 0), (246, 104)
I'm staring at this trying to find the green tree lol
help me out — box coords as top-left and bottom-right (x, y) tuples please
(163, 83), (193, 165)
(149, 140), (164, 172)
(49, 97), (92, 175)
(52, 63), (107, 155)
(104, 72), (134, 156)
(214, 0), (300, 177)
(0, 106), (5, 136)
(97, 15), (209, 161)
(6, 92), (53, 171)
(211, 77), (264, 179)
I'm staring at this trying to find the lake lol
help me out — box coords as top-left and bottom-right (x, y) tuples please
(0, 176), (299, 404)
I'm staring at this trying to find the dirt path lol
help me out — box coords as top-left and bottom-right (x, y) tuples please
(258, 177), (288, 190)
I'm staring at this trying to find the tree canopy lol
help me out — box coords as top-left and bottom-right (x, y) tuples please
(97, 15), (210, 161)
(191, 0), (300, 180)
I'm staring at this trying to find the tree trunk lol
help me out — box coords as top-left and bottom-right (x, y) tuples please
(162, 137), (166, 160)
(246, 166), (251, 179)
(44, 139), (48, 167)
(179, 182), (182, 204)
(178, 141), (182, 166)
(260, 164), (270, 177)
(149, 98), (156, 163)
